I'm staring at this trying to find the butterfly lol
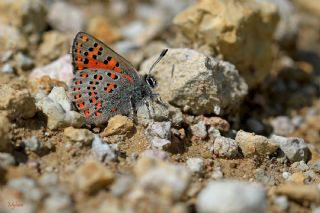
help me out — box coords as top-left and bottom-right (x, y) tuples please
(69, 32), (167, 127)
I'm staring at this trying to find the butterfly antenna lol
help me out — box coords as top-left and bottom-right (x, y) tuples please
(148, 49), (168, 75)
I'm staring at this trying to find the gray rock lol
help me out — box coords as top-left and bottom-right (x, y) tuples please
(140, 49), (248, 115)
(273, 196), (289, 211)
(35, 87), (85, 130)
(23, 136), (42, 152)
(39, 173), (58, 186)
(186, 158), (204, 174)
(211, 167), (224, 180)
(213, 136), (239, 158)
(149, 138), (171, 150)
(191, 121), (207, 139)
(270, 135), (311, 162)
(255, 168), (276, 186)
(270, 116), (294, 136)
(145, 122), (171, 148)
(1, 63), (14, 73)
(136, 100), (170, 125)
(47, 2), (85, 33)
(197, 181), (267, 213)
(8, 177), (43, 202)
(44, 191), (73, 213)
(91, 135), (116, 162)
(136, 158), (191, 200)
(16, 52), (34, 70)
(140, 149), (169, 160)
(208, 127), (221, 141)
(111, 175), (134, 196)
(310, 160), (320, 173)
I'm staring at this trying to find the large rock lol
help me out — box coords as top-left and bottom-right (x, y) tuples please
(140, 48), (248, 115)
(197, 181), (267, 213)
(0, 0), (47, 35)
(173, 0), (279, 87)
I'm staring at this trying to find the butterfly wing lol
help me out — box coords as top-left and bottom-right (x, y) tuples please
(72, 31), (140, 83)
(70, 69), (132, 126)
(71, 32), (143, 126)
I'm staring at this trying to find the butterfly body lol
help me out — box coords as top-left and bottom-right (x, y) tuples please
(69, 32), (156, 126)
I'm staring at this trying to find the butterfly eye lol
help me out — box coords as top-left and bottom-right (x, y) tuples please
(144, 75), (157, 88)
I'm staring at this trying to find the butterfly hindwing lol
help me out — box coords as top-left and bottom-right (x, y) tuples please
(70, 69), (131, 126)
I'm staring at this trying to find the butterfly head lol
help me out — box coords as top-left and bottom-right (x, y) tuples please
(143, 49), (168, 89)
(144, 74), (157, 88)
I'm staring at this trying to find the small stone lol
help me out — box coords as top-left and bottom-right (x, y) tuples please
(0, 152), (15, 169)
(293, 161), (309, 172)
(111, 175), (134, 196)
(1, 63), (14, 73)
(44, 191), (73, 213)
(64, 127), (95, 146)
(208, 127), (221, 141)
(23, 136), (42, 152)
(0, 84), (37, 120)
(213, 136), (239, 158)
(270, 116), (294, 136)
(197, 181), (267, 213)
(287, 172), (307, 184)
(35, 87), (85, 130)
(236, 130), (279, 158)
(134, 157), (191, 200)
(273, 196), (289, 211)
(203, 117), (230, 132)
(145, 121), (171, 140)
(39, 173), (58, 186)
(270, 135), (311, 162)
(75, 159), (114, 194)
(310, 160), (320, 173)
(273, 184), (320, 203)
(140, 149), (169, 160)
(91, 135), (116, 162)
(8, 177), (43, 202)
(15, 52), (34, 70)
(255, 168), (276, 186)
(186, 158), (204, 174)
(149, 138), (171, 150)
(282, 172), (291, 180)
(190, 121), (207, 139)
(102, 115), (134, 137)
(211, 167), (224, 180)
(145, 121), (172, 150)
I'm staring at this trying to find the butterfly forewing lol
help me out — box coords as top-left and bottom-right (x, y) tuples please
(72, 32), (139, 82)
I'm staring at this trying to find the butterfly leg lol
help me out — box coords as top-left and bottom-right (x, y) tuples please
(127, 96), (136, 120)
